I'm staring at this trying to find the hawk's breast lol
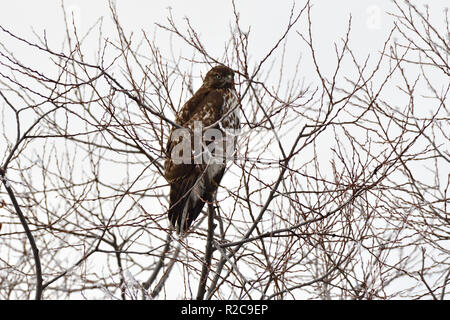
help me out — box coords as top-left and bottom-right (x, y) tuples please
(203, 88), (239, 187)
(221, 88), (240, 130)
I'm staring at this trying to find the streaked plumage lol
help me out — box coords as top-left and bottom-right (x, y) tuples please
(164, 65), (240, 234)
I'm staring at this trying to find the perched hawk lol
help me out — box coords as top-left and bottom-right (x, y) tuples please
(165, 65), (240, 234)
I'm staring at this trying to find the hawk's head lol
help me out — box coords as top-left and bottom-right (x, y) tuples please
(203, 65), (235, 89)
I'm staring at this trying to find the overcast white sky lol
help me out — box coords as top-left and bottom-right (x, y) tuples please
(1, 1), (447, 94)
(1, 1), (447, 111)
(1, 1), (446, 65)
(0, 0), (448, 299)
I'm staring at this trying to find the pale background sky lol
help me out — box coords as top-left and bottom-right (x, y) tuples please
(0, 0), (448, 299)
(2, 1), (447, 94)
(2, 1), (445, 69)
(1, 0), (446, 119)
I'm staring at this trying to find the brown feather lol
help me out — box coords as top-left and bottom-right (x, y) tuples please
(164, 65), (239, 233)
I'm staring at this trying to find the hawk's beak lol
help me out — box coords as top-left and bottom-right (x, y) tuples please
(226, 74), (233, 83)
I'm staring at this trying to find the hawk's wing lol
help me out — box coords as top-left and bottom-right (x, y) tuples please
(164, 87), (225, 182)
(164, 87), (226, 233)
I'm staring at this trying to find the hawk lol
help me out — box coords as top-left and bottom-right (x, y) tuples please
(164, 65), (240, 234)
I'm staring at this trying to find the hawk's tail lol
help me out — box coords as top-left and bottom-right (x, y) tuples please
(168, 175), (209, 234)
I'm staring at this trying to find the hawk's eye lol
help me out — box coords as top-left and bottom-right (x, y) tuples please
(216, 74), (222, 80)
